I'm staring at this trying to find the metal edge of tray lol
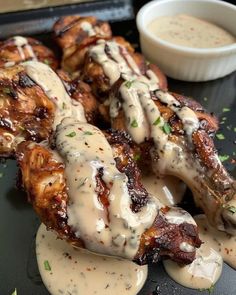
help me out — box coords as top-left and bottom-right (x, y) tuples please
(0, 0), (134, 38)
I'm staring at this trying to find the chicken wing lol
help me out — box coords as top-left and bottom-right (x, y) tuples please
(81, 37), (167, 101)
(16, 118), (201, 265)
(0, 36), (58, 70)
(0, 61), (97, 157)
(53, 16), (112, 72)
(104, 77), (236, 235)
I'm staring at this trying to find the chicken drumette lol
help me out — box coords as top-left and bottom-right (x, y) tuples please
(16, 117), (201, 265)
(0, 61), (97, 157)
(101, 77), (236, 235)
(0, 36), (58, 70)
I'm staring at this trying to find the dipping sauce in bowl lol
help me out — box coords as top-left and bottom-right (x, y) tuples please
(148, 14), (236, 49)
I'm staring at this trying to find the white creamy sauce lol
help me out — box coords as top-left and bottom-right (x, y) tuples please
(141, 174), (186, 206)
(148, 14), (236, 49)
(80, 21), (97, 37)
(36, 223), (148, 295)
(155, 90), (199, 141)
(4, 36), (37, 67)
(23, 61), (86, 128)
(55, 118), (158, 259)
(163, 214), (236, 290)
(89, 39), (159, 88)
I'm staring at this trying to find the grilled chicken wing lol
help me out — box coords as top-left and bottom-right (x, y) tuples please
(0, 36), (58, 70)
(0, 61), (98, 157)
(53, 16), (112, 72)
(0, 64), (55, 157)
(16, 118), (201, 265)
(104, 77), (236, 235)
(81, 37), (167, 101)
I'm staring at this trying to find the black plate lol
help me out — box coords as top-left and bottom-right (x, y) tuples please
(0, 1), (236, 294)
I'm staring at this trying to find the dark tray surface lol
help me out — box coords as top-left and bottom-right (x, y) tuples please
(0, 2), (236, 295)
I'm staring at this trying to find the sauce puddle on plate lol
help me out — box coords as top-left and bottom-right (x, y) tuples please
(163, 215), (236, 289)
(36, 223), (148, 295)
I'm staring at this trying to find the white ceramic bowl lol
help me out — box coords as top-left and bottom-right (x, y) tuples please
(136, 0), (236, 81)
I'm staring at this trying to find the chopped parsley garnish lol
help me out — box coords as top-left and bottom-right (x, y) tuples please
(124, 80), (134, 89)
(62, 102), (66, 109)
(43, 59), (51, 65)
(219, 154), (229, 162)
(199, 284), (214, 293)
(44, 260), (51, 271)
(2, 87), (11, 94)
(223, 107), (230, 113)
(131, 119), (138, 128)
(66, 131), (76, 137)
(227, 206), (236, 214)
(162, 122), (172, 134)
(11, 288), (17, 295)
(153, 117), (161, 126)
(84, 131), (93, 135)
(216, 133), (225, 140)
(19, 125), (25, 131)
(134, 154), (141, 161)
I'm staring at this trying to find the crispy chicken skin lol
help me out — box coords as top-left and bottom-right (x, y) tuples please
(81, 37), (167, 100)
(0, 64), (99, 157)
(53, 16), (112, 72)
(0, 65), (55, 157)
(57, 69), (98, 124)
(104, 79), (236, 234)
(16, 128), (201, 265)
(0, 36), (58, 70)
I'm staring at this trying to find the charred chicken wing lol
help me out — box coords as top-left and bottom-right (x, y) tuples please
(0, 61), (98, 157)
(105, 77), (236, 235)
(53, 16), (112, 72)
(0, 36), (58, 70)
(16, 118), (201, 265)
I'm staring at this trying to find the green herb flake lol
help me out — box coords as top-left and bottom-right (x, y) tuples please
(153, 117), (161, 126)
(84, 131), (93, 135)
(219, 154), (229, 162)
(124, 80), (134, 89)
(134, 154), (141, 161)
(0, 172), (3, 178)
(44, 59), (51, 65)
(2, 87), (11, 94)
(11, 288), (17, 295)
(199, 284), (214, 293)
(62, 102), (66, 109)
(162, 122), (172, 135)
(19, 125), (25, 131)
(44, 260), (51, 271)
(223, 107), (230, 113)
(227, 206), (236, 214)
(216, 133), (225, 140)
(66, 131), (76, 138)
(131, 119), (138, 128)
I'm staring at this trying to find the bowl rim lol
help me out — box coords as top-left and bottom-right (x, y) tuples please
(136, 0), (236, 55)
